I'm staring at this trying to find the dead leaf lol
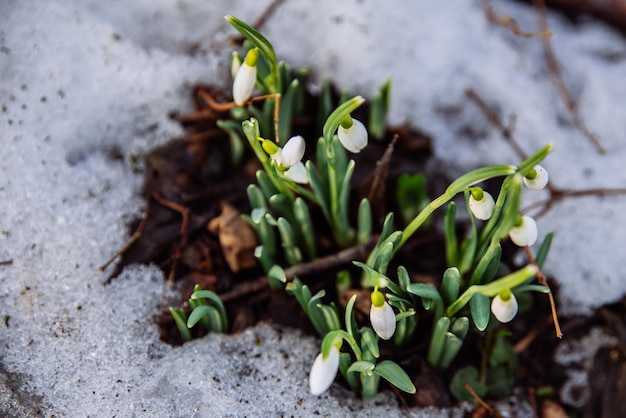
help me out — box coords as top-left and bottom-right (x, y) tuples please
(208, 202), (257, 273)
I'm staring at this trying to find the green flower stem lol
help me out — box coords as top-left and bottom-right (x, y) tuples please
(517, 143), (554, 177)
(446, 264), (537, 317)
(399, 165), (517, 249)
(322, 330), (363, 362)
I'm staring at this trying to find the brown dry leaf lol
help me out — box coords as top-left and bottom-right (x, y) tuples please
(208, 201), (257, 273)
(541, 399), (568, 418)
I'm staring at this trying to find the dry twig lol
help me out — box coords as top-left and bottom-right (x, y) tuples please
(484, 1), (552, 38)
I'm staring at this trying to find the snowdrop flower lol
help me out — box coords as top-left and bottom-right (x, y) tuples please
(232, 48), (258, 106)
(280, 135), (306, 168)
(285, 161), (308, 184)
(309, 345), (340, 395)
(491, 291), (518, 323)
(508, 215), (538, 247)
(370, 288), (396, 340)
(523, 165), (549, 190)
(338, 117), (368, 153)
(230, 51), (242, 79)
(468, 188), (495, 220)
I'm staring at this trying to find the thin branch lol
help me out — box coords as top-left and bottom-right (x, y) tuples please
(483, 1), (552, 38)
(464, 88), (527, 160)
(533, 0), (606, 154)
(524, 246), (563, 338)
(151, 192), (191, 246)
(220, 236), (378, 303)
(99, 201), (151, 272)
(464, 383), (504, 418)
(0, 259), (12, 266)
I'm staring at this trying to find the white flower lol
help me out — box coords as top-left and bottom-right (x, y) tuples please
(232, 48), (258, 106)
(285, 161), (308, 184)
(309, 346), (340, 395)
(468, 190), (495, 220)
(370, 289), (396, 340)
(338, 118), (368, 153)
(508, 215), (538, 247)
(491, 293), (518, 323)
(281, 135), (306, 168)
(523, 165), (549, 190)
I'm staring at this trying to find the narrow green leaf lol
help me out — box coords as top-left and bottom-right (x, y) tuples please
(439, 332), (463, 369)
(357, 198), (372, 244)
(169, 307), (191, 342)
(345, 294), (358, 341)
(535, 231), (554, 269)
(450, 317), (469, 340)
(191, 289), (228, 327)
(372, 241), (394, 275)
(444, 202), (458, 267)
(293, 197), (316, 259)
(427, 316), (450, 367)
(187, 305), (217, 328)
(469, 293), (491, 331)
(347, 361), (376, 374)
(441, 267), (461, 307)
(373, 360), (416, 394)
(360, 327), (380, 359)
(368, 77), (392, 140)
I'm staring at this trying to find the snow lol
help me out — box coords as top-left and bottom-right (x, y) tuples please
(1, 0), (625, 415)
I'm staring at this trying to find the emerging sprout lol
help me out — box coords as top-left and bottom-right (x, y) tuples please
(509, 215), (538, 247)
(491, 291), (518, 323)
(370, 288), (396, 340)
(468, 188), (495, 220)
(523, 165), (549, 190)
(233, 48), (259, 106)
(338, 117), (368, 153)
(309, 346), (340, 395)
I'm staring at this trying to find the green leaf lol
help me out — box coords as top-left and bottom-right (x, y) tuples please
(441, 267), (461, 307)
(267, 264), (286, 289)
(278, 78), (299, 141)
(187, 305), (217, 329)
(517, 143), (554, 177)
(406, 283), (443, 313)
(450, 366), (487, 402)
(373, 360), (416, 394)
(338, 352), (360, 390)
(169, 307), (191, 342)
(439, 332), (463, 369)
(293, 197), (316, 259)
(535, 231), (554, 269)
(450, 317), (469, 340)
(344, 294), (358, 340)
(444, 202), (458, 267)
(191, 289), (228, 328)
(469, 293), (491, 331)
(360, 327), (380, 359)
(347, 360), (376, 374)
(427, 316), (450, 367)
(369, 78), (392, 140)
(357, 198), (372, 244)
(372, 241), (394, 275)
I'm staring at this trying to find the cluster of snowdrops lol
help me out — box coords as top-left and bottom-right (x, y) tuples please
(169, 16), (557, 401)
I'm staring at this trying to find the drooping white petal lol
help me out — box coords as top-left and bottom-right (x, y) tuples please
(491, 293), (518, 323)
(469, 191), (495, 220)
(337, 119), (368, 153)
(232, 62), (256, 106)
(309, 347), (340, 395)
(508, 215), (538, 247)
(523, 165), (549, 190)
(281, 135), (305, 167)
(284, 161), (308, 184)
(370, 302), (396, 340)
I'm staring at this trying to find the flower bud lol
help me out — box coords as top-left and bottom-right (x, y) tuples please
(491, 292), (518, 323)
(309, 346), (340, 395)
(370, 289), (396, 340)
(230, 51), (242, 79)
(523, 165), (549, 190)
(468, 189), (495, 220)
(508, 215), (538, 247)
(232, 48), (258, 106)
(337, 118), (368, 153)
